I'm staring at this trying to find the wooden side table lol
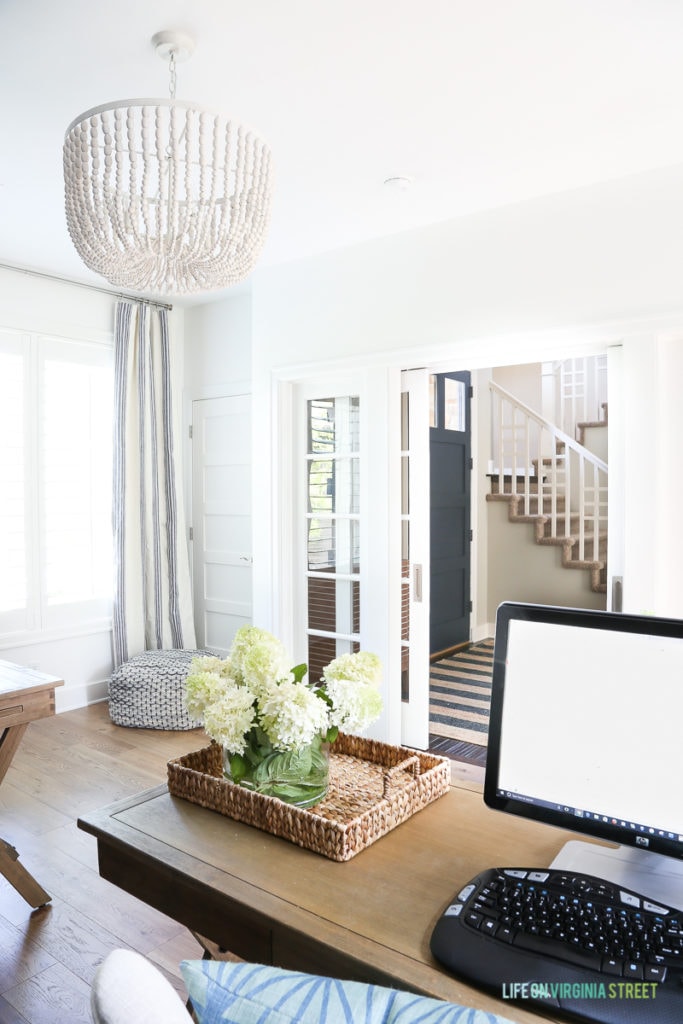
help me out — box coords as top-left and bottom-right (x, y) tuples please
(0, 660), (63, 907)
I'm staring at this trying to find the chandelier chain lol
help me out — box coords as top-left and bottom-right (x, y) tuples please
(169, 51), (177, 101)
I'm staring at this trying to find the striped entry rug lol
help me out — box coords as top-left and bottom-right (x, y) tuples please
(429, 638), (494, 748)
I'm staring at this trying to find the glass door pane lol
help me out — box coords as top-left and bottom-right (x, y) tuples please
(306, 396), (360, 684)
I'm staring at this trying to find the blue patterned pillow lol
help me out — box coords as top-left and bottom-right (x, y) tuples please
(180, 960), (516, 1024)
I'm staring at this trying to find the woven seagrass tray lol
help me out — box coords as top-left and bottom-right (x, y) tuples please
(167, 732), (450, 862)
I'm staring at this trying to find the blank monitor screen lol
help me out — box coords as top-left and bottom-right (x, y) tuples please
(484, 602), (683, 865)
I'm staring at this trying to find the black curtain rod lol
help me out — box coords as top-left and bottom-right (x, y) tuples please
(0, 262), (173, 311)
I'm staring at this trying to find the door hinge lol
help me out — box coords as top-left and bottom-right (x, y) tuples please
(188, 424), (193, 439)
(469, 600), (473, 612)
(470, 529), (473, 542)
(189, 526), (193, 541)
(469, 385), (473, 398)
(469, 457), (473, 470)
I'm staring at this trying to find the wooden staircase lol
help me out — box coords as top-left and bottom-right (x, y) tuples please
(487, 383), (608, 595)
(487, 477), (607, 593)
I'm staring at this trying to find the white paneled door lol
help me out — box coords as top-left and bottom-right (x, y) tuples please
(192, 395), (252, 655)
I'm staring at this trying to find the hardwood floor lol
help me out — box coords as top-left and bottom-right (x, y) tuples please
(428, 734), (487, 766)
(0, 701), (483, 1023)
(0, 703), (206, 1024)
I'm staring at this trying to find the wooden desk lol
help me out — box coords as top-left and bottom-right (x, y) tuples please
(0, 660), (63, 907)
(78, 781), (579, 1022)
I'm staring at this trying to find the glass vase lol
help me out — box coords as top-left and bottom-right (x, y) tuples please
(223, 730), (329, 808)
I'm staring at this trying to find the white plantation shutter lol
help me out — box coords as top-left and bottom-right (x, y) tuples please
(41, 340), (113, 624)
(0, 336), (28, 629)
(0, 330), (113, 639)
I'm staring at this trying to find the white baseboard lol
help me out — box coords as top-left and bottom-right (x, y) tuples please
(56, 678), (109, 713)
(472, 621), (495, 643)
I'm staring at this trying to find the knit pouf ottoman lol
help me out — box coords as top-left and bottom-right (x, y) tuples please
(108, 649), (210, 730)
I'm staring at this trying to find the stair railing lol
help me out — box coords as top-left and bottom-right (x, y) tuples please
(552, 354), (608, 438)
(489, 381), (608, 563)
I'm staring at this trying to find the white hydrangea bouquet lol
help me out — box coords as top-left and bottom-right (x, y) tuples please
(184, 626), (383, 807)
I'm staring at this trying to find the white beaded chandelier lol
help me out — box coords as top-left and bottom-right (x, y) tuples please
(63, 31), (273, 295)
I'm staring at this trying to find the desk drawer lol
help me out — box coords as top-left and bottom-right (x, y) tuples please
(0, 689), (55, 729)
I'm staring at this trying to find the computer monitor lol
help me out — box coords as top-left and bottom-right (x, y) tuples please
(484, 601), (683, 910)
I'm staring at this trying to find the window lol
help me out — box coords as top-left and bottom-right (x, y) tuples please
(429, 372), (466, 431)
(0, 330), (113, 639)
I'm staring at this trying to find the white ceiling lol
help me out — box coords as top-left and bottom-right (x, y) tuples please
(3, 0), (683, 305)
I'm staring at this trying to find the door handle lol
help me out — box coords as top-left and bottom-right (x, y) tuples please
(611, 575), (623, 612)
(413, 564), (422, 602)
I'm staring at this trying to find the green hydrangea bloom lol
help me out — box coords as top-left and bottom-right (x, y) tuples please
(202, 684), (257, 754)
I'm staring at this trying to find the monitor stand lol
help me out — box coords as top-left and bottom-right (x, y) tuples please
(551, 840), (683, 912)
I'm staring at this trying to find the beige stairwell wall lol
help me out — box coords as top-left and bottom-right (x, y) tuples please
(486, 500), (607, 620)
(482, 362), (608, 627)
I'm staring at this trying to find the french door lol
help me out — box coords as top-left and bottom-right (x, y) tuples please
(291, 370), (400, 742)
(290, 367), (463, 749)
(289, 369), (431, 747)
(400, 369), (431, 748)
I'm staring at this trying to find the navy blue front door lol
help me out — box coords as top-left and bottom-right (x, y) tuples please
(429, 371), (471, 655)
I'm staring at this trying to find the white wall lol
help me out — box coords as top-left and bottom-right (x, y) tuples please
(486, 501), (607, 614)
(251, 162), (683, 368)
(0, 266), (115, 339)
(183, 291), (252, 398)
(247, 162), (683, 658)
(493, 363), (543, 416)
(0, 265), (187, 712)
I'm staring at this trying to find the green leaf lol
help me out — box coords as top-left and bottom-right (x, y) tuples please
(325, 726), (339, 744)
(270, 784), (306, 800)
(291, 663), (308, 683)
(253, 725), (270, 746)
(244, 745), (263, 766)
(315, 687), (334, 708)
(229, 753), (248, 785)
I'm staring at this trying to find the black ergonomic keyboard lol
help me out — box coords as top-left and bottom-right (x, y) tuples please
(430, 867), (683, 1024)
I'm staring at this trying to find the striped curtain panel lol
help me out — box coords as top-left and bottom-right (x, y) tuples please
(112, 301), (196, 667)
